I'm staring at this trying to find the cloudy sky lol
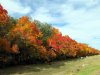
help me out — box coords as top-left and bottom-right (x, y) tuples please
(0, 0), (100, 50)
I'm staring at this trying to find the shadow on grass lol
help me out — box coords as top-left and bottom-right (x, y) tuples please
(0, 61), (66, 75)
(0, 57), (86, 75)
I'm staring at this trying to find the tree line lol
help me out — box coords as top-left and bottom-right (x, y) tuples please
(0, 4), (100, 67)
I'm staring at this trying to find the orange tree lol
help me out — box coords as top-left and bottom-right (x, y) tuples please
(47, 28), (100, 58)
(8, 16), (48, 63)
(0, 4), (17, 66)
(0, 4), (10, 37)
(47, 28), (67, 59)
(77, 43), (100, 57)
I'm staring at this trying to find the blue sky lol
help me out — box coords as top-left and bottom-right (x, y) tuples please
(0, 0), (100, 50)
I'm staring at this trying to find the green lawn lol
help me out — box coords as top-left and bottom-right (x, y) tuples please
(0, 55), (100, 75)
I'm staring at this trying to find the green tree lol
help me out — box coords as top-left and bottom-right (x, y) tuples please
(34, 20), (53, 46)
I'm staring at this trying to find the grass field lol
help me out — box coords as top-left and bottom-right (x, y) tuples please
(0, 55), (100, 75)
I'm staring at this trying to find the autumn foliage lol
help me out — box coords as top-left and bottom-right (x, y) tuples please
(0, 4), (100, 67)
(0, 4), (9, 24)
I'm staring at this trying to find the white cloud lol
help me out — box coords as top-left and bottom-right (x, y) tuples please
(31, 7), (66, 25)
(57, 2), (100, 49)
(31, 7), (53, 22)
(0, 0), (31, 15)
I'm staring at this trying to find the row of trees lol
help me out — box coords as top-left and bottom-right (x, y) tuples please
(0, 4), (100, 67)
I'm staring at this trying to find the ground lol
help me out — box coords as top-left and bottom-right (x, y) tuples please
(0, 55), (100, 75)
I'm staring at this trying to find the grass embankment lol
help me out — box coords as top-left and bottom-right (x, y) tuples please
(0, 55), (100, 75)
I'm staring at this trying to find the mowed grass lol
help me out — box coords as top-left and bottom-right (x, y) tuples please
(0, 55), (100, 75)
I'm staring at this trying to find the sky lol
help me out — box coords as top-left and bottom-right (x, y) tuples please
(0, 0), (100, 50)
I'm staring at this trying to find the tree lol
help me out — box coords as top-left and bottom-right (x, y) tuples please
(8, 16), (44, 63)
(0, 4), (10, 37)
(34, 20), (53, 46)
